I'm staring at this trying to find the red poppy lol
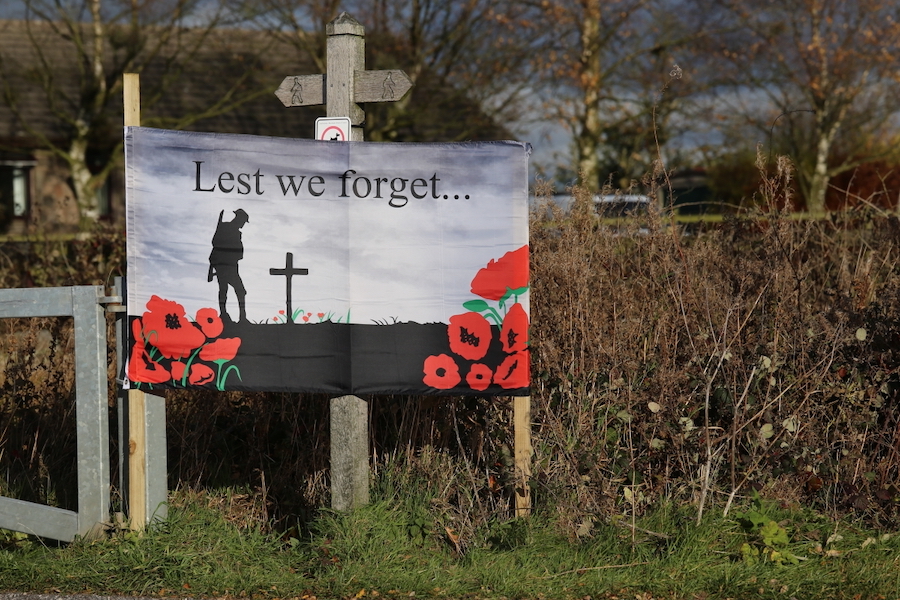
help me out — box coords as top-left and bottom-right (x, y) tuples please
(448, 312), (493, 361)
(494, 350), (530, 390)
(141, 295), (206, 360)
(195, 307), (224, 338)
(423, 354), (462, 389)
(129, 318), (170, 384)
(500, 303), (529, 353)
(470, 245), (529, 301)
(170, 361), (187, 382)
(466, 363), (493, 391)
(199, 337), (242, 362)
(189, 363), (216, 385)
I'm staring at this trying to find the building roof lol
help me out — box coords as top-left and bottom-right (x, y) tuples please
(0, 19), (324, 149)
(0, 18), (510, 153)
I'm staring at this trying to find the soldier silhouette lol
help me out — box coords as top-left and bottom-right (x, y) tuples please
(208, 208), (249, 323)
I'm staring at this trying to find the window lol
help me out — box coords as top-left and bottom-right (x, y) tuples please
(11, 166), (27, 216)
(0, 160), (34, 226)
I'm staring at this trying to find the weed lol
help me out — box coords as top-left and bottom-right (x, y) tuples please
(734, 492), (802, 565)
(0, 529), (32, 551)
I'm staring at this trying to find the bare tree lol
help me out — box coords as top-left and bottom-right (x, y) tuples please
(252, 0), (538, 142)
(527, 0), (696, 192)
(700, 0), (900, 213)
(0, 0), (267, 227)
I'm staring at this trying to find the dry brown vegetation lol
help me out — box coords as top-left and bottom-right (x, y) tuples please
(530, 160), (900, 533)
(2, 160), (900, 537)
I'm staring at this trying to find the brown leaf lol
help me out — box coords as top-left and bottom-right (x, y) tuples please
(805, 475), (823, 492)
(444, 526), (462, 554)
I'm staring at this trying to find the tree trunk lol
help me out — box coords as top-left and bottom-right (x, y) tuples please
(806, 133), (831, 214)
(69, 135), (100, 226)
(576, 4), (602, 192)
(807, 103), (843, 214)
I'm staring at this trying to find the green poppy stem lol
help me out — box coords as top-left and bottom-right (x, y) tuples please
(485, 306), (503, 326)
(214, 360), (242, 390)
(181, 346), (204, 386)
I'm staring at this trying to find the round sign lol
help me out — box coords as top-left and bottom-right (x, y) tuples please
(316, 117), (352, 141)
(320, 125), (347, 141)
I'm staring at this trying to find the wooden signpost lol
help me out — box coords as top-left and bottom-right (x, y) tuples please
(275, 12), (417, 511)
(274, 13), (413, 141)
(275, 70), (413, 111)
(275, 12), (532, 516)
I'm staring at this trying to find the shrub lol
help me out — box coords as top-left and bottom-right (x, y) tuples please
(3, 162), (900, 536)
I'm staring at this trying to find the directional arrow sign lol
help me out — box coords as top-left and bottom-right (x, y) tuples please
(353, 70), (413, 103)
(274, 75), (325, 108)
(275, 70), (413, 108)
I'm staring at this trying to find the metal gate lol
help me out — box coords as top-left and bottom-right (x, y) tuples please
(0, 286), (109, 541)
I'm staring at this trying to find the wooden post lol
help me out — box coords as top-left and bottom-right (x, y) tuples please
(126, 389), (147, 526)
(123, 73), (147, 529)
(514, 395), (532, 516)
(324, 15), (369, 510)
(124, 73), (141, 130)
(276, 13), (411, 511)
(330, 395), (370, 510)
(325, 14), (365, 141)
(123, 73), (168, 529)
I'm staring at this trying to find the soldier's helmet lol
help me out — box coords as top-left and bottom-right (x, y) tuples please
(233, 208), (249, 223)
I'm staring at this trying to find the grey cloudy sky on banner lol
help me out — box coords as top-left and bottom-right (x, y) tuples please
(126, 128), (530, 325)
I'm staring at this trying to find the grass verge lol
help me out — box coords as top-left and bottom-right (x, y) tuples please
(1, 486), (898, 600)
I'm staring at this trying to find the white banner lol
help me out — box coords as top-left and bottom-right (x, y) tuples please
(125, 127), (530, 394)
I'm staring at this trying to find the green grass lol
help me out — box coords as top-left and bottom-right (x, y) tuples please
(1, 487), (899, 599)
